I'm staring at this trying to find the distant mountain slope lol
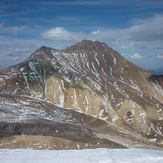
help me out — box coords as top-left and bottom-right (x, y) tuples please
(0, 40), (163, 149)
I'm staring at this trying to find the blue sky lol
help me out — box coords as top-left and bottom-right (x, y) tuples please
(0, 0), (163, 71)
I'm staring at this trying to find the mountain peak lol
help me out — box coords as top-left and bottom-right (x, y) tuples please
(37, 46), (52, 52)
(30, 46), (56, 59)
(64, 40), (109, 52)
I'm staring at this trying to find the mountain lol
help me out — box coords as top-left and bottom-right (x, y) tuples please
(0, 40), (163, 149)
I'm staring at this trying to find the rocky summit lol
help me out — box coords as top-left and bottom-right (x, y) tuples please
(0, 40), (163, 149)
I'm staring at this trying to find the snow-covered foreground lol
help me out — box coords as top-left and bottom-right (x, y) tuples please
(0, 148), (163, 163)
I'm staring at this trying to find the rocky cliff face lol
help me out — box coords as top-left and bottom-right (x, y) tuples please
(0, 40), (163, 149)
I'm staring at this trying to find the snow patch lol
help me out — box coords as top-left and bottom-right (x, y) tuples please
(0, 149), (163, 163)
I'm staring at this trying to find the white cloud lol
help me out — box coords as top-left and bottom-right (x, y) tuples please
(131, 53), (142, 59)
(127, 15), (163, 41)
(0, 23), (25, 34)
(91, 29), (100, 34)
(39, 0), (115, 6)
(88, 15), (163, 42)
(42, 14), (163, 42)
(156, 54), (163, 59)
(42, 27), (82, 40)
